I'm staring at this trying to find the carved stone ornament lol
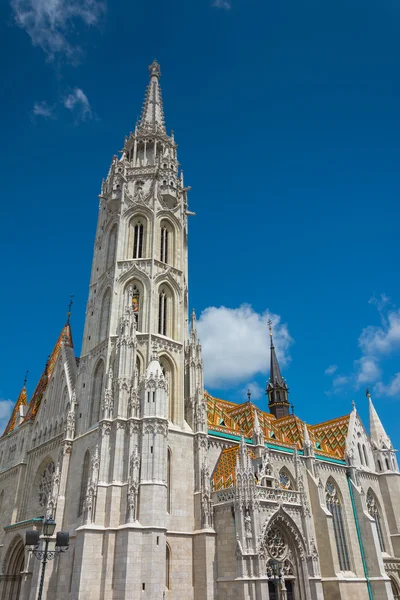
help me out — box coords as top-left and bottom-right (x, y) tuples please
(38, 462), (55, 508)
(266, 527), (288, 561)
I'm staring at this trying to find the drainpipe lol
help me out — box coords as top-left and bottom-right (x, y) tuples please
(347, 471), (373, 600)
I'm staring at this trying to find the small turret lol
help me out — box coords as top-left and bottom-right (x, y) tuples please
(266, 320), (290, 418)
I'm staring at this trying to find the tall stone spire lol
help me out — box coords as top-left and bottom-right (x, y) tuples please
(266, 320), (290, 419)
(368, 393), (392, 449)
(137, 60), (166, 135)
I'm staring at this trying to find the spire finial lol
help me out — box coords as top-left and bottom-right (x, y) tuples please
(366, 387), (370, 398)
(352, 399), (356, 410)
(67, 294), (74, 325)
(247, 389), (251, 402)
(137, 61), (166, 134)
(291, 403), (295, 415)
(23, 370), (28, 387)
(149, 59), (161, 79)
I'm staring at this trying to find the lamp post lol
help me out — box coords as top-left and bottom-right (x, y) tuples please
(25, 516), (69, 600)
(268, 559), (282, 600)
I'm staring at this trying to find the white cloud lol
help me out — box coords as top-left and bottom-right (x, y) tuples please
(358, 308), (400, 357)
(332, 375), (349, 389)
(375, 373), (400, 398)
(325, 364), (337, 376)
(33, 100), (54, 118)
(212, 0), (231, 9)
(355, 356), (381, 385)
(0, 399), (13, 421)
(64, 88), (92, 121)
(11, 0), (105, 61)
(241, 381), (265, 401)
(197, 304), (293, 388)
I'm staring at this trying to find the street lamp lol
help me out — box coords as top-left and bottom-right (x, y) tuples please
(268, 559), (282, 600)
(25, 516), (69, 600)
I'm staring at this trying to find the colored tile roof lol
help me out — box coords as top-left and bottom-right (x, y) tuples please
(2, 385), (27, 437)
(22, 323), (73, 425)
(212, 444), (255, 490)
(206, 391), (350, 462)
(310, 415), (350, 459)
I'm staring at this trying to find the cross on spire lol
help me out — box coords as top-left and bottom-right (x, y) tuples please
(247, 389), (251, 402)
(23, 370), (28, 387)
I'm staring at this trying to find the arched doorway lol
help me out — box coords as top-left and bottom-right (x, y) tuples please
(261, 511), (309, 600)
(391, 577), (400, 600)
(1, 537), (25, 600)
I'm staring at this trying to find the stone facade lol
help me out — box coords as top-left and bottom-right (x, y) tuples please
(0, 61), (400, 600)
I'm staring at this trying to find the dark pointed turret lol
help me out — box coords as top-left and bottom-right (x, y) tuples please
(266, 320), (290, 419)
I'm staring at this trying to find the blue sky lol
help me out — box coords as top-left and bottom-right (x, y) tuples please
(1, 0), (400, 446)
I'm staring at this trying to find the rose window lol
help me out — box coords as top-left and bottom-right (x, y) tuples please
(266, 527), (288, 560)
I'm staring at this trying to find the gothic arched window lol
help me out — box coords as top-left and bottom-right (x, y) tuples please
(99, 289), (112, 342)
(366, 489), (385, 552)
(279, 468), (295, 490)
(106, 224), (118, 270)
(131, 285), (140, 328)
(167, 448), (172, 514)
(363, 445), (369, 467)
(166, 543), (171, 590)
(160, 355), (174, 422)
(160, 225), (168, 264)
(133, 221), (144, 259)
(158, 289), (167, 336)
(358, 443), (364, 465)
(90, 360), (105, 426)
(325, 479), (351, 571)
(78, 451), (91, 517)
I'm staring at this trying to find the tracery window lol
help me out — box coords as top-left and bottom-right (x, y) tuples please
(325, 480), (351, 571)
(266, 527), (288, 561)
(38, 461), (55, 508)
(366, 490), (385, 552)
(106, 225), (118, 270)
(158, 290), (167, 336)
(133, 221), (144, 258)
(279, 468), (294, 490)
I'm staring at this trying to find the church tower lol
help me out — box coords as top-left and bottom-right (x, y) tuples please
(69, 61), (203, 599)
(266, 321), (290, 418)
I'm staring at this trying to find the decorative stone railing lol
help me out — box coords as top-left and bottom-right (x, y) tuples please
(213, 486), (301, 505)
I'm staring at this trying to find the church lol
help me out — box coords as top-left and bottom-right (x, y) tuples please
(0, 61), (399, 600)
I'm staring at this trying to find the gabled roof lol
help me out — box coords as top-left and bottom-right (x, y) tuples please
(22, 323), (73, 424)
(2, 384), (27, 437)
(212, 445), (255, 491)
(310, 414), (350, 458)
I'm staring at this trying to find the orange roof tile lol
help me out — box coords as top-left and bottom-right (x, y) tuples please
(2, 385), (27, 437)
(22, 323), (73, 424)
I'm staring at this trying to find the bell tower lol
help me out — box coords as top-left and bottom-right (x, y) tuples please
(76, 60), (190, 434)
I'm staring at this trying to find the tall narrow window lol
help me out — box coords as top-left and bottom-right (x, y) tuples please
(160, 226), (168, 263)
(131, 285), (140, 328)
(99, 289), (112, 342)
(78, 451), (91, 517)
(167, 448), (171, 513)
(325, 480), (351, 571)
(106, 225), (117, 270)
(358, 443), (364, 465)
(133, 221), (144, 258)
(367, 490), (386, 551)
(166, 544), (171, 590)
(90, 360), (105, 426)
(363, 445), (369, 467)
(158, 290), (167, 336)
